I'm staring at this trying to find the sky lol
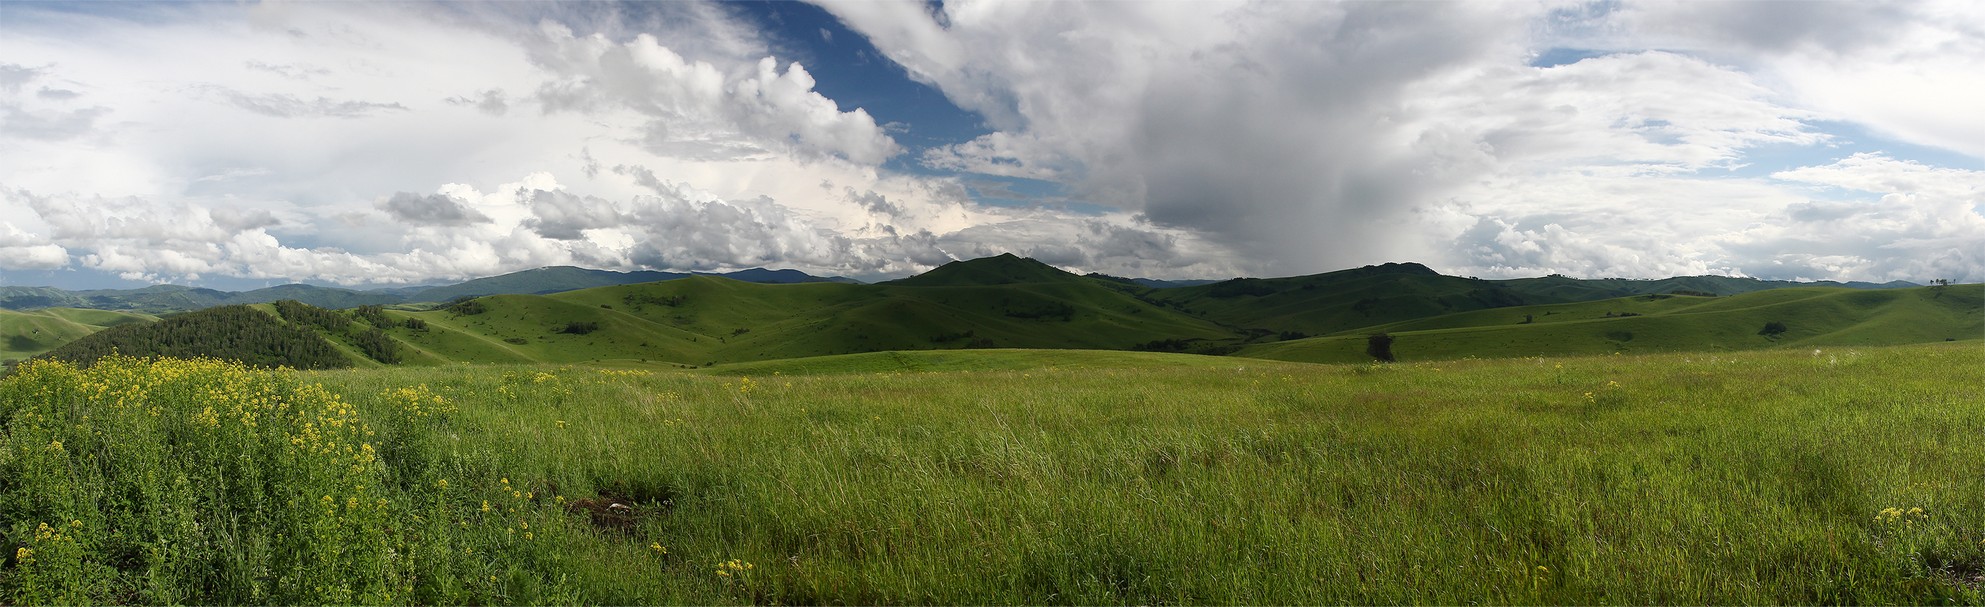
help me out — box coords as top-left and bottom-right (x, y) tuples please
(1, 0), (1981, 290)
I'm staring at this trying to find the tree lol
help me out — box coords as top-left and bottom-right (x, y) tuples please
(1758, 321), (1789, 338)
(1366, 333), (1396, 362)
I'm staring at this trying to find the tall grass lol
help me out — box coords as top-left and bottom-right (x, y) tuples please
(2, 344), (1981, 604)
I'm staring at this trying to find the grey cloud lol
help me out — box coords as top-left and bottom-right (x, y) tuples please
(444, 88), (509, 115)
(212, 207), (281, 232)
(828, 1), (1535, 276)
(846, 188), (902, 217)
(243, 60), (332, 80)
(378, 192), (490, 226)
(216, 88), (408, 118)
(522, 189), (623, 239)
(577, 146), (599, 178)
(612, 164), (668, 194)
(0, 64), (41, 92)
(35, 88), (80, 101)
(1, 104), (107, 141)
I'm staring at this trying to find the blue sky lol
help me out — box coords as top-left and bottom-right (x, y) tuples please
(0, 0), (1981, 289)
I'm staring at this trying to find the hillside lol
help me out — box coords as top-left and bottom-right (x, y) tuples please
(1144, 262), (1545, 336)
(388, 265), (1237, 366)
(1238, 284), (1984, 364)
(883, 253), (1085, 287)
(34, 305), (354, 369)
(10, 256), (1974, 372)
(0, 308), (156, 363)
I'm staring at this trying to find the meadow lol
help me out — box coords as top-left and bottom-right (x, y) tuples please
(1, 344), (1981, 604)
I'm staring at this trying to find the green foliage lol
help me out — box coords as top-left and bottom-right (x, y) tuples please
(35, 306), (351, 370)
(352, 305), (393, 329)
(1760, 321), (1790, 337)
(272, 300), (353, 334)
(559, 322), (601, 336)
(1366, 332), (1396, 362)
(350, 328), (402, 364)
(447, 299), (488, 316)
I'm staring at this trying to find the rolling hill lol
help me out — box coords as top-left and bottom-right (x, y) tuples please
(0, 308), (157, 362)
(1237, 284), (1983, 364)
(15, 255), (1972, 371)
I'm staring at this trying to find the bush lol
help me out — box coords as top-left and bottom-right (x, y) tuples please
(560, 322), (600, 335)
(1759, 321), (1789, 338)
(1366, 333), (1396, 362)
(447, 298), (487, 316)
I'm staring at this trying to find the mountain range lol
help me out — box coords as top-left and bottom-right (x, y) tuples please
(18, 254), (1972, 370)
(0, 266), (858, 313)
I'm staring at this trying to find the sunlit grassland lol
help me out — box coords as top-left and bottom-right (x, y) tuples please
(2, 344), (1982, 604)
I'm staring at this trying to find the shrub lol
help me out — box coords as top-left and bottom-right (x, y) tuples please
(1759, 321), (1789, 338)
(560, 322), (600, 335)
(1366, 333), (1396, 362)
(447, 298), (487, 316)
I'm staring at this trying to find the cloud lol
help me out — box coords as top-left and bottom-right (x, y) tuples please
(445, 88), (509, 115)
(846, 188), (902, 217)
(378, 192), (492, 226)
(522, 188), (623, 239)
(0, 63), (107, 141)
(208, 88), (410, 119)
(243, 60), (332, 80)
(525, 22), (901, 164)
(1601, 1), (1985, 161)
(0, 222), (67, 270)
(820, 1), (1545, 274)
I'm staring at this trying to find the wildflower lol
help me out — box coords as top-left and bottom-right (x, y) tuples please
(437, 479), (449, 489)
(46, 440), (63, 452)
(555, 420), (567, 429)
(15, 547), (31, 565)
(650, 542), (668, 555)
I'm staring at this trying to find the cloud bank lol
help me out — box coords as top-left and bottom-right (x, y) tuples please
(0, 0), (1978, 287)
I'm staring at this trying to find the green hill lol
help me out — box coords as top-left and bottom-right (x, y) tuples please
(883, 253), (1085, 287)
(1144, 262), (1546, 336)
(1238, 285), (1983, 364)
(11, 257), (1968, 371)
(386, 265), (1238, 366)
(34, 305), (353, 369)
(0, 308), (157, 362)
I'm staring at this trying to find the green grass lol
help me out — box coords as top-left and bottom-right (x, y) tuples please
(0, 308), (158, 362)
(1241, 285), (1984, 364)
(375, 275), (1234, 367)
(3, 344), (1982, 604)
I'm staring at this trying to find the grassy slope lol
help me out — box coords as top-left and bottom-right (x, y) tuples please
(378, 271), (1235, 366)
(1240, 285), (1984, 364)
(0, 308), (158, 361)
(1146, 264), (1548, 335)
(10, 344), (1978, 603)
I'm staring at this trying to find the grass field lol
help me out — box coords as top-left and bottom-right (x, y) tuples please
(2, 344), (1981, 604)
